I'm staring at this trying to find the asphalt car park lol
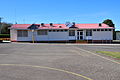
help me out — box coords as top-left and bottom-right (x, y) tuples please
(0, 43), (120, 80)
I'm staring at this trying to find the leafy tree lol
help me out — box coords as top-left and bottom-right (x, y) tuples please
(102, 19), (115, 27)
(103, 19), (116, 40)
(0, 22), (12, 34)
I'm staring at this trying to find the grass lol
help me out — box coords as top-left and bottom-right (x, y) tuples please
(96, 51), (120, 59)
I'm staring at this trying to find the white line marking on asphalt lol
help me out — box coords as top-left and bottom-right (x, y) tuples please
(74, 46), (120, 65)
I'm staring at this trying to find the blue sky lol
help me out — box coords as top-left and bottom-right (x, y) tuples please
(0, 0), (120, 29)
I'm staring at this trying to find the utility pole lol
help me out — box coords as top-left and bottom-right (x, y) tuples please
(0, 17), (3, 34)
(32, 30), (35, 43)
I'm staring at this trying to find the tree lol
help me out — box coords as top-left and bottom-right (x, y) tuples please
(102, 19), (115, 27)
(103, 19), (116, 40)
(0, 22), (12, 34)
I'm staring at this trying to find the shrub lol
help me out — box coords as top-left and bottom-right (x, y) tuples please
(0, 34), (10, 38)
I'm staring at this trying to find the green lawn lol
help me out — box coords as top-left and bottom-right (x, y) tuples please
(96, 51), (120, 59)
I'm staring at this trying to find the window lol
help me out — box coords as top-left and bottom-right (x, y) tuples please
(101, 29), (104, 31)
(80, 32), (83, 35)
(57, 30), (59, 32)
(97, 29), (100, 31)
(77, 36), (79, 40)
(60, 30), (63, 32)
(93, 29), (96, 31)
(105, 29), (108, 31)
(53, 30), (56, 32)
(17, 30), (28, 37)
(64, 30), (68, 32)
(80, 36), (83, 40)
(109, 29), (112, 31)
(77, 32), (79, 35)
(37, 30), (48, 35)
(86, 30), (92, 36)
(77, 30), (83, 31)
(69, 30), (75, 36)
(49, 30), (52, 32)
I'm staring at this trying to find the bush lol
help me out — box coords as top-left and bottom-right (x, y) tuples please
(0, 34), (10, 38)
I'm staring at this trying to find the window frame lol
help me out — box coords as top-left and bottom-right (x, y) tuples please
(108, 29), (112, 31)
(49, 30), (52, 32)
(97, 29), (100, 31)
(86, 30), (92, 36)
(93, 29), (96, 31)
(101, 29), (104, 31)
(37, 30), (48, 35)
(17, 30), (28, 37)
(105, 29), (108, 31)
(69, 30), (75, 36)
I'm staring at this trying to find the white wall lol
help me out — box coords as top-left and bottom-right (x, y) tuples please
(10, 29), (17, 41)
(69, 36), (76, 40)
(35, 31), (48, 41)
(83, 30), (86, 40)
(48, 32), (69, 41)
(17, 30), (69, 41)
(86, 36), (92, 40)
(11, 29), (113, 41)
(92, 31), (113, 40)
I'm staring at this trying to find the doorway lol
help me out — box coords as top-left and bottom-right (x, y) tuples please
(77, 31), (84, 40)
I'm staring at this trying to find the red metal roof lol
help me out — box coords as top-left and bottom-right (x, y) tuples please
(76, 24), (114, 29)
(38, 24), (69, 29)
(11, 23), (114, 29)
(11, 24), (31, 29)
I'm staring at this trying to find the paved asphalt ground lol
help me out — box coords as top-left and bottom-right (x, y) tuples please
(0, 43), (120, 80)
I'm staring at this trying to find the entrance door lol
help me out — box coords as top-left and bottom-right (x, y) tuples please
(77, 31), (83, 40)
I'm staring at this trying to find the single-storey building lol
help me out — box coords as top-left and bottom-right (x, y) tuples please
(10, 23), (114, 43)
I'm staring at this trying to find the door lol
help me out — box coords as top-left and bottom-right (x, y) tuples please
(77, 31), (83, 40)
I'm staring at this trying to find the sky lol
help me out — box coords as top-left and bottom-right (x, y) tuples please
(0, 0), (120, 30)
